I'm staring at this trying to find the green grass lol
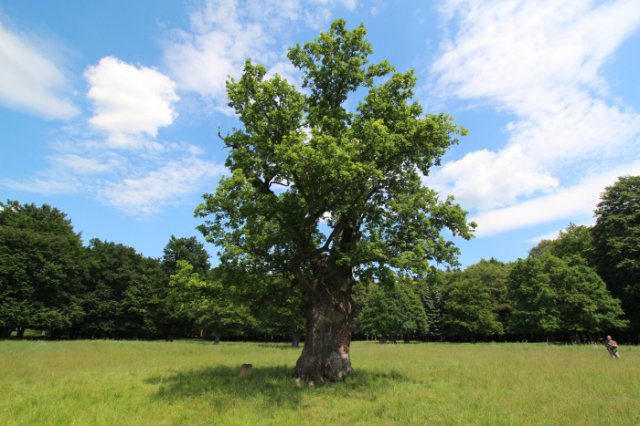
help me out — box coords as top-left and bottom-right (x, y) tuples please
(1, 340), (638, 425)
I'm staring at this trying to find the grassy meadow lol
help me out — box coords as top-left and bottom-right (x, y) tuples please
(1, 340), (638, 425)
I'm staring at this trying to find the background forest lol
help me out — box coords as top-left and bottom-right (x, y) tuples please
(1, 176), (638, 343)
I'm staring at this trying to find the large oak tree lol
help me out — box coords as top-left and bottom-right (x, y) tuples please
(196, 20), (473, 382)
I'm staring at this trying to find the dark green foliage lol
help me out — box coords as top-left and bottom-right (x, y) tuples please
(592, 176), (640, 335)
(246, 272), (306, 345)
(3, 176), (638, 344)
(162, 235), (210, 276)
(82, 239), (165, 339)
(136, 257), (168, 337)
(415, 271), (445, 340)
(422, 286), (444, 340)
(355, 278), (428, 342)
(508, 254), (627, 339)
(0, 201), (85, 338)
(508, 257), (560, 336)
(441, 259), (510, 340)
(529, 223), (593, 264)
(199, 268), (255, 342)
(160, 235), (212, 338)
(166, 261), (255, 343)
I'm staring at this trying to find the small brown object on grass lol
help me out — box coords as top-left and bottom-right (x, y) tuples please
(239, 364), (253, 377)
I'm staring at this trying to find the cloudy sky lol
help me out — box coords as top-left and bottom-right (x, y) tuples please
(1, 0), (639, 266)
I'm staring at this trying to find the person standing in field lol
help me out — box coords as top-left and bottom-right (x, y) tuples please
(605, 335), (619, 359)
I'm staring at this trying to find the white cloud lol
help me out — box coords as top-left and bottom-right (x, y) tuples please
(164, 26), (269, 100)
(527, 230), (561, 245)
(7, 133), (225, 215)
(3, 177), (79, 194)
(431, 146), (559, 209)
(51, 153), (122, 174)
(304, 0), (357, 27)
(433, 1), (640, 106)
(101, 158), (226, 215)
(164, 0), (277, 102)
(471, 162), (640, 237)
(340, 0), (357, 11)
(0, 22), (78, 119)
(163, 0), (357, 105)
(430, 0), (640, 232)
(85, 56), (179, 147)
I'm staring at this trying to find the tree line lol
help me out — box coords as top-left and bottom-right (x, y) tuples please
(1, 176), (637, 343)
(356, 176), (638, 343)
(0, 204), (304, 342)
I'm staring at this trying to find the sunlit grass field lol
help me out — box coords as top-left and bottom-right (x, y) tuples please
(1, 340), (638, 425)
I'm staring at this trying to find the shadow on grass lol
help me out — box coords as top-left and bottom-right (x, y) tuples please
(145, 366), (416, 408)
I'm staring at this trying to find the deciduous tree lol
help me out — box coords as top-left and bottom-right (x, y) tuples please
(162, 235), (210, 276)
(247, 273), (306, 346)
(441, 259), (510, 340)
(0, 201), (85, 338)
(82, 239), (162, 338)
(529, 223), (593, 264)
(591, 176), (640, 336)
(508, 254), (626, 340)
(356, 278), (428, 342)
(167, 261), (254, 343)
(196, 20), (473, 381)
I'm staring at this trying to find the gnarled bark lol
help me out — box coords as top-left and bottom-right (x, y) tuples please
(293, 288), (355, 382)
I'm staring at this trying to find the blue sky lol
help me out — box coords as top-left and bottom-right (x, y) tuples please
(1, 0), (639, 267)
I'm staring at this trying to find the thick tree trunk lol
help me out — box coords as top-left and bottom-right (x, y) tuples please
(293, 290), (356, 383)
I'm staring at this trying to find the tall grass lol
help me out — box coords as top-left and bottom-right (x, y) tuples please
(1, 340), (637, 425)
